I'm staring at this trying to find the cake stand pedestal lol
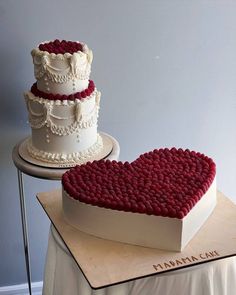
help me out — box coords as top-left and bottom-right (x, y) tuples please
(12, 132), (120, 295)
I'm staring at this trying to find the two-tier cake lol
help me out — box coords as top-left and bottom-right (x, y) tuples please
(23, 40), (104, 166)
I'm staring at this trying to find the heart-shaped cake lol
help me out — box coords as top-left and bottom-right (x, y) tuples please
(62, 148), (216, 251)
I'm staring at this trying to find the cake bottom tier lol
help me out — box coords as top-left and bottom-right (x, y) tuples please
(24, 85), (102, 165)
(62, 178), (216, 252)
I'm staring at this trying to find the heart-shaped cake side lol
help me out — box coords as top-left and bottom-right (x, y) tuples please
(62, 148), (216, 219)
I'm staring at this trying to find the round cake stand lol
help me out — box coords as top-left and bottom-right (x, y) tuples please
(12, 132), (120, 295)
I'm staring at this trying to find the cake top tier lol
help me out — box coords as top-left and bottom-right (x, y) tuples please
(31, 39), (93, 95)
(62, 148), (216, 219)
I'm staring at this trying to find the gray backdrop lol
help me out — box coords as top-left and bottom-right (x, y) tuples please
(0, 0), (235, 287)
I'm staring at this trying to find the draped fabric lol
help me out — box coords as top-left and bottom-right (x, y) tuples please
(43, 225), (236, 295)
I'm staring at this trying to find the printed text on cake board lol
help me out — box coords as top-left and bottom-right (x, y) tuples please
(153, 250), (220, 271)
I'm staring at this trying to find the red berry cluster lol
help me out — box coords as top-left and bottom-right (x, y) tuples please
(62, 148), (216, 219)
(31, 80), (95, 101)
(38, 39), (83, 54)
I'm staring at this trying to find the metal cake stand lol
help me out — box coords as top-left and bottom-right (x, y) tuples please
(12, 132), (120, 295)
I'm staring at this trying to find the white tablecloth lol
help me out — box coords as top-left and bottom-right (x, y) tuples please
(43, 225), (236, 295)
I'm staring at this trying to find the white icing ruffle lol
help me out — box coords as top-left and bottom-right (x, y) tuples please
(26, 134), (103, 164)
(24, 90), (101, 136)
(31, 42), (93, 82)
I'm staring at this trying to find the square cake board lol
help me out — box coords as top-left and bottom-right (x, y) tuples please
(37, 190), (236, 290)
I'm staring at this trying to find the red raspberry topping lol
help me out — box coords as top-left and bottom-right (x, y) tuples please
(30, 80), (95, 101)
(39, 39), (83, 54)
(62, 149), (216, 219)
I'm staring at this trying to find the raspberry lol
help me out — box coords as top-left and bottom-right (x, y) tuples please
(38, 40), (83, 54)
(62, 148), (216, 219)
(30, 81), (96, 101)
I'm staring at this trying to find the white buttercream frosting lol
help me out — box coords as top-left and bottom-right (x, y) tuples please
(24, 89), (102, 164)
(62, 179), (217, 251)
(24, 89), (100, 135)
(26, 134), (103, 164)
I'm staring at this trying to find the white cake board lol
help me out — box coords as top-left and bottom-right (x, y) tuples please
(37, 190), (236, 289)
(18, 132), (113, 168)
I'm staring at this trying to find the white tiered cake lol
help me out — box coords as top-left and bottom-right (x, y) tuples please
(24, 40), (103, 165)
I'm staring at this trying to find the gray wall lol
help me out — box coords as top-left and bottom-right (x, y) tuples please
(0, 0), (235, 286)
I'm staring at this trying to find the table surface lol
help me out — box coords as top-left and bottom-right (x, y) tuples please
(12, 132), (120, 180)
(37, 190), (236, 289)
